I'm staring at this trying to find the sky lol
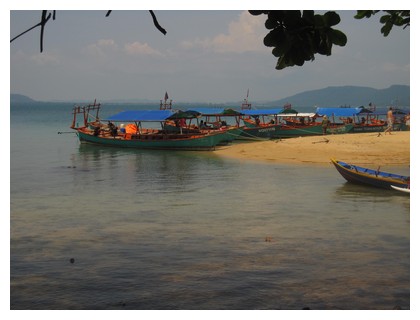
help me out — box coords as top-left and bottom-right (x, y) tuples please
(8, 2), (412, 104)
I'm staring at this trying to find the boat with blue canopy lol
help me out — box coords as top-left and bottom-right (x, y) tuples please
(234, 105), (353, 139)
(70, 102), (233, 150)
(316, 106), (408, 132)
(164, 107), (242, 142)
(183, 106), (284, 140)
(274, 107), (354, 137)
(234, 108), (287, 139)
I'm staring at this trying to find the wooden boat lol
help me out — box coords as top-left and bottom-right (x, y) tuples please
(70, 102), (233, 151)
(75, 128), (231, 150)
(232, 91), (285, 140)
(186, 105), (285, 141)
(181, 107), (244, 142)
(331, 159), (410, 190)
(316, 106), (409, 133)
(277, 112), (354, 137)
(236, 108), (284, 139)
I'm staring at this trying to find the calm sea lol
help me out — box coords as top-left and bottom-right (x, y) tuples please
(10, 102), (410, 310)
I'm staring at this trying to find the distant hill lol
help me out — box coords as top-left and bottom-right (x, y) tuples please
(10, 94), (36, 103)
(10, 85), (410, 107)
(264, 85), (409, 107)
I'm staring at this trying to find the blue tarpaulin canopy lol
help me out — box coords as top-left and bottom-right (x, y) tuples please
(167, 110), (201, 119)
(186, 108), (226, 115)
(240, 108), (282, 116)
(104, 110), (175, 122)
(316, 107), (363, 117)
(186, 108), (242, 116)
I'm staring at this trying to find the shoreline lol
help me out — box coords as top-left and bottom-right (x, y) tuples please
(214, 131), (410, 167)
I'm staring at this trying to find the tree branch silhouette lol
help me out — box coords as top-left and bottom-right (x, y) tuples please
(10, 10), (56, 53)
(148, 10), (167, 35)
(105, 10), (166, 35)
(11, 10), (166, 53)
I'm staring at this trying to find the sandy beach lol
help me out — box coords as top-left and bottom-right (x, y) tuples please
(215, 131), (410, 166)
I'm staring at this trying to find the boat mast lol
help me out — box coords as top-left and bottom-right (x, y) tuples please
(85, 99), (101, 126)
(160, 91), (172, 110)
(241, 89), (252, 110)
(70, 100), (102, 129)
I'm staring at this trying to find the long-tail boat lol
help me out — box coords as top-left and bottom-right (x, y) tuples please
(227, 90), (284, 140)
(236, 108), (285, 140)
(316, 106), (409, 133)
(70, 101), (234, 151)
(180, 107), (243, 142)
(274, 105), (354, 138)
(184, 105), (284, 141)
(331, 158), (409, 190)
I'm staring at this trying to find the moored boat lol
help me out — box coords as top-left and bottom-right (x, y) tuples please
(70, 102), (233, 151)
(316, 106), (409, 133)
(236, 108), (284, 140)
(182, 107), (244, 142)
(331, 158), (409, 190)
(228, 91), (284, 140)
(277, 112), (354, 137)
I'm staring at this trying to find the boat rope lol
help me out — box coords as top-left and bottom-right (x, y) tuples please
(281, 124), (351, 135)
(229, 130), (277, 142)
(280, 126), (324, 135)
(86, 111), (101, 124)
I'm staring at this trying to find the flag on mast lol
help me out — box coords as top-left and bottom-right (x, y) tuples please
(164, 91), (169, 101)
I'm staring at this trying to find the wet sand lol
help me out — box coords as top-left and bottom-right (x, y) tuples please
(215, 131), (410, 166)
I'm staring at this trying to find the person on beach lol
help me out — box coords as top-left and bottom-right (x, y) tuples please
(404, 114), (410, 130)
(384, 107), (394, 135)
(321, 115), (329, 134)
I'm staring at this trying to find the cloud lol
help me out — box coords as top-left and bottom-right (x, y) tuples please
(10, 49), (60, 66)
(83, 39), (163, 59)
(83, 39), (118, 58)
(30, 52), (60, 66)
(123, 42), (163, 56)
(382, 62), (410, 73)
(181, 11), (266, 53)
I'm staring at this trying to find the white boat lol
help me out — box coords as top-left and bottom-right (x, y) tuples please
(391, 185), (410, 193)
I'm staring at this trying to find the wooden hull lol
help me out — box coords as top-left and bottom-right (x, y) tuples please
(352, 125), (385, 133)
(236, 123), (354, 140)
(162, 125), (242, 143)
(236, 124), (284, 140)
(352, 123), (408, 133)
(221, 127), (243, 141)
(275, 123), (353, 138)
(76, 128), (232, 151)
(327, 123), (354, 134)
(275, 123), (324, 137)
(331, 159), (409, 190)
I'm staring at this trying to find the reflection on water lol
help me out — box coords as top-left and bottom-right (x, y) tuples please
(334, 182), (410, 213)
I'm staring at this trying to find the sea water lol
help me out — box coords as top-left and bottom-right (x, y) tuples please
(9, 102), (410, 309)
